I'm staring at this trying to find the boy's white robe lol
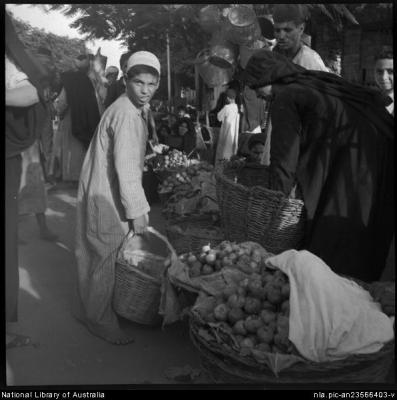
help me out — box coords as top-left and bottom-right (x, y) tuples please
(74, 94), (150, 334)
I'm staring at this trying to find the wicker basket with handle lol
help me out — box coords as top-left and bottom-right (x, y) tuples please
(113, 227), (177, 326)
(215, 162), (306, 254)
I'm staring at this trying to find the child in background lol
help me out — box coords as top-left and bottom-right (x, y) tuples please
(215, 88), (240, 165)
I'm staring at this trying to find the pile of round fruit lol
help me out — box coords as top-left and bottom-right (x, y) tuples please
(155, 149), (189, 171)
(158, 162), (214, 194)
(159, 171), (193, 194)
(195, 267), (294, 356)
(179, 241), (268, 278)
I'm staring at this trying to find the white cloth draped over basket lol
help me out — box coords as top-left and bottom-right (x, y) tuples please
(266, 250), (394, 363)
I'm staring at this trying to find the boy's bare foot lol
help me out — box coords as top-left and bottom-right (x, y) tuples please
(74, 314), (135, 345)
(88, 325), (135, 345)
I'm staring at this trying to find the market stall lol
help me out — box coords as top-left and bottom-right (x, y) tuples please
(111, 4), (394, 384)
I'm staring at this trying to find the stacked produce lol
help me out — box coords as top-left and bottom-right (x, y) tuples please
(192, 258), (295, 358)
(369, 281), (395, 316)
(178, 240), (266, 278)
(152, 149), (190, 172)
(159, 162), (214, 193)
(162, 240), (272, 325)
(159, 170), (195, 195)
(159, 162), (219, 219)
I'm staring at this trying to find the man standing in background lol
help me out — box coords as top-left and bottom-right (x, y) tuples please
(272, 4), (328, 72)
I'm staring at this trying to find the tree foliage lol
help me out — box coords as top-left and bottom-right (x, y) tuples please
(8, 10), (87, 76)
(43, 4), (363, 65)
(31, 4), (387, 88)
(46, 4), (213, 75)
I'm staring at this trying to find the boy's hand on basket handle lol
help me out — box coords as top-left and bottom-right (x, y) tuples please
(131, 214), (149, 235)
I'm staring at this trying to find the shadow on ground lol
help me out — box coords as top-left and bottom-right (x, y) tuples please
(8, 185), (207, 386)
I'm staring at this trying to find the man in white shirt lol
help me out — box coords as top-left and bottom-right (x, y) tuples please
(272, 4), (329, 72)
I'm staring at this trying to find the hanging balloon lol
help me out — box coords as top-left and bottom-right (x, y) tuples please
(195, 49), (234, 88)
(226, 5), (261, 46)
(208, 28), (237, 69)
(198, 5), (222, 33)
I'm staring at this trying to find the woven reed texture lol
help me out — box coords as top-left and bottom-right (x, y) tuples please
(113, 255), (164, 326)
(189, 316), (394, 384)
(165, 218), (224, 255)
(158, 191), (172, 207)
(215, 164), (306, 254)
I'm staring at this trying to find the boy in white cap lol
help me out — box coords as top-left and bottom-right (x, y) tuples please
(74, 51), (161, 344)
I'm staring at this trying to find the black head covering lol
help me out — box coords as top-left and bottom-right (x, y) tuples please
(226, 88), (237, 100)
(242, 49), (305, 89)
(243, 50), (393, 137)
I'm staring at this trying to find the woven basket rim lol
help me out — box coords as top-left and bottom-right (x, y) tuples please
(191, 327), (394, 384)
(189, 313), (394, 372)
(115, 260), (163, 284)
(215, 164), (304, 204)
(166, 219), (222, 234)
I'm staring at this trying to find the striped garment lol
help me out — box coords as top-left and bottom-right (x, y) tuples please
(74, 94), (150, 337)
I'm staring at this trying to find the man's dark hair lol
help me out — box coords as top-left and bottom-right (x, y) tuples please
(126, 64), (159, 80)
(176, 117), (194, 132)
(273, 4), (309, 25)
(120, 51), (133, 69)
(226, 88), (237, 100)
(374, 46), (393, 62)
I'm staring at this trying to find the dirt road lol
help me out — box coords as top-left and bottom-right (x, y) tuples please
(7, 183), (206, 386)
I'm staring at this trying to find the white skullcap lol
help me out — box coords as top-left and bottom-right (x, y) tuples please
(126, 51), (161, 75)
(105, 66), (119, 76)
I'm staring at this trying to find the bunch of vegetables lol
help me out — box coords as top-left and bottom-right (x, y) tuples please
(159, 171), (192, 194)
(154, 149), (189, 171)
(196, 266), (293, 356)
(158, 162), (214, 194)
(176, 240), (268, 278)
(159, 162), (219, 219)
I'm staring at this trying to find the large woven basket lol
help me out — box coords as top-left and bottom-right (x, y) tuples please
(113, 228), (176, 326)
(215, 163), (306, 254)
(189, 314), (394, 384)
(165, 216), (224, 255)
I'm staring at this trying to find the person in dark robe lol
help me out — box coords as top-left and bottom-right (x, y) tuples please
(242, 50), (394, 282)
(6, 12), (49, 347)
(60, 59), (102, 150)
